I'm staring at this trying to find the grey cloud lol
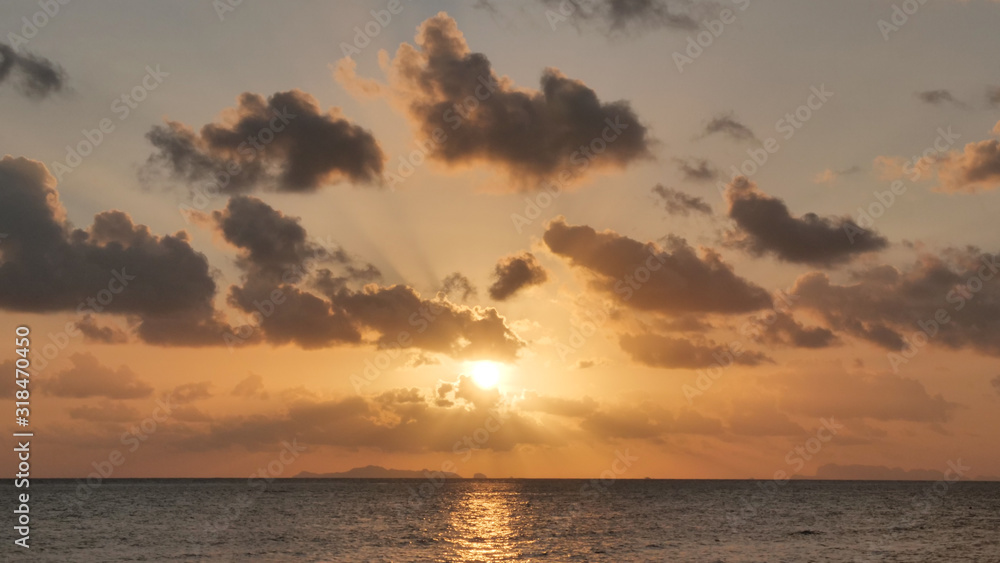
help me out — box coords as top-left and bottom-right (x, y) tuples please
(725, 177), (888, 266)
(0, 42), (65, 99)
(487, 252), (548, 300)
(652, 184), (711, 216)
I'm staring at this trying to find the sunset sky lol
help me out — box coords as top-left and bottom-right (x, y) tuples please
(2, 0), (1000, 480)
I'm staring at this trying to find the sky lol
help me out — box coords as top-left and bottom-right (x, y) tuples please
(1, 0), (1000, 480)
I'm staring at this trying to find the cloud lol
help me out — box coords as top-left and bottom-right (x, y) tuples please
(575, 358), (606, 369)
(769, 367), (956, 423)
(988, 86), (1000, 107)
(171, 382), (213, 404)
(702, 112), (756, 141)
(487, 252), (549, 300)
(620, 333), (770, 369)
(916, 89), (967, 108)
(652, 184), (712, 216)
(0, 156), (229, 345)
(68, 401), (143, 423)
(727, 405), (805, 436)
(213, 197), (523, 357)
(144, 90), (385, 193)
(540, 0), (711, 33)
(75, 316), (129, 344)
(333, 285), (525, 361)
(232, 374), (269, 400)
(992, 375), (1000, 395)
(44, 353), (153, 399)
(812, 165), (862, 184)
(673, 157), (718, 181)
(751, 311), (838, 349)
(181, 386), (560, 453)
(790, 250), (1000, 356)
(0, 42), (66, 99)
(543, 217), (772, 314)
(927, 121), (1000, 193)
(725, 177), (889, 265)
(439, 272), (477, 302)
(350, 13), (651, 188)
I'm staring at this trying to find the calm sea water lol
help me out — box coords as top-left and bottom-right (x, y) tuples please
(3, 479), (998, 562)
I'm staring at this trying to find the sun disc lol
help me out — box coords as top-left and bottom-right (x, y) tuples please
(469, 361), (502, 389)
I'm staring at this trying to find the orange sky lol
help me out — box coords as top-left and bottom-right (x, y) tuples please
(2, 1), (1000, 480)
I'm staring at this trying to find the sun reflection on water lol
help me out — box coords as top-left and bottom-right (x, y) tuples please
(444, 483), (522, 561)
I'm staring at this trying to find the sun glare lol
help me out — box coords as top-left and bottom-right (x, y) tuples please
(469, 361), (502, 389)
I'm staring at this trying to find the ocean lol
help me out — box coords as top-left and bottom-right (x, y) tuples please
(3, 479), (998, 562)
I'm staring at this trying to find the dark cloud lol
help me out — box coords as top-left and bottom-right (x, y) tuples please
(916, 89), (966, 108)
(0, 156), (229, 345)
(371, 13), (651, 188)
(0, 42), (66, 99)
(543, 217), (772, 314)
(620, 333), (770, 369)
(145, 90), (385, 193)
(333, 285), (525, 361)
(751, 311), (838, 349)
(213, 197), (523, 357)
(702, 113), (756, 141)
(791, 250), (1000, 356)
(44, 353), (153, 399)
(180, 387), (559, 453)
(673, 157), (718, 181)
(75, 316), (129, 344)
(725, 177), (889, 265)
(487, 252), (548, 300)
(540, 0), (709, 33)
(439, 272), (477, 302)
(652, 184), (712, 216)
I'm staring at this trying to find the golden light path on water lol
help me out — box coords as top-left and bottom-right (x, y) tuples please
(445, 486), (521, 561)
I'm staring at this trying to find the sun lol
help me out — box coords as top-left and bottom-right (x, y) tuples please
(468, 360), (502, 389)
